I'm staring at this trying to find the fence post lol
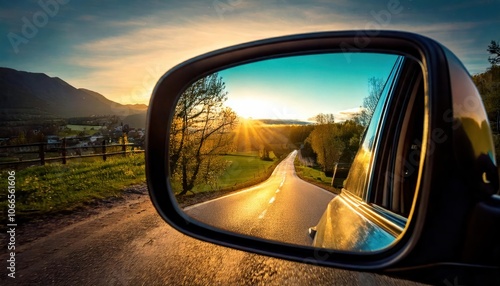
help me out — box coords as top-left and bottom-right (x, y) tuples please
(102, 140), (107, 161)
(39, 143), (45, 166)
(122, 142), (126, 157)
(62, 138), (67, 164)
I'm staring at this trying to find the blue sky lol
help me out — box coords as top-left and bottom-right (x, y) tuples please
(220, 53), (397, 120)
(1, 0), (499, 107)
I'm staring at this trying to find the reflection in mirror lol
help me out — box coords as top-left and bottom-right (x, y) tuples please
(169, 53), (417, 252)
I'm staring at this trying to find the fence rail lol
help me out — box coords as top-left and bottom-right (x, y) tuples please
(0, 138), (144, 167)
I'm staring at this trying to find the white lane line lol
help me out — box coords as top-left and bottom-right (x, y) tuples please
(275, 189), (280, 193)
(269, 197), (275, 204)
(184, 183), (264, 211)
(258, 209), (267, 219)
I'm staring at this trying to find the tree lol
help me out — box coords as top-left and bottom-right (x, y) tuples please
(357, 77), (385, 126)
(287, 125), (314, 146)
(306, 117), (364, 174)
(336, 120), (364, 163)
(169, 73), (238, 195)
(315, 113), (335, 124)
(259, 142), (272, 161)
(473, 40), (500, 163)
(473, 40), (500, 132)
(488, 40), (500, 66)
(307, 123), (345, 173)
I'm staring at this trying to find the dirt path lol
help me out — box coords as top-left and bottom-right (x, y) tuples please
(8, 184), (150, 247)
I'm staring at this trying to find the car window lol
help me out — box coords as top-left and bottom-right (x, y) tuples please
(369, 58), (424, 218)
(343, 56), (404, 199)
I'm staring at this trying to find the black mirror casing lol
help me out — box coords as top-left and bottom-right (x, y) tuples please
(146, 31), (500, 284)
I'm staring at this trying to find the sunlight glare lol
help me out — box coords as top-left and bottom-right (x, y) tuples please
(226, 97), (277, 119)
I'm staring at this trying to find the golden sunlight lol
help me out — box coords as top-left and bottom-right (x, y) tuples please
(226, 97), (277, 119)
(232, 118), (288, 154)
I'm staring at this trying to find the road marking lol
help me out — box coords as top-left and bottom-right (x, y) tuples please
(183, 184), (264, 211)
(275, 189), (280, 193)
(269, 197), (275, 204)
(258, 209), (267, 219)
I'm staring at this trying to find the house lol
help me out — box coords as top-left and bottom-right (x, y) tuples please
(46, 135), (60, 144)
(90, 135), (104, 143)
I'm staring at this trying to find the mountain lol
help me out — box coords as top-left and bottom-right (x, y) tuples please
(122, 113), (147, 130)
(0, 67), (148, 123)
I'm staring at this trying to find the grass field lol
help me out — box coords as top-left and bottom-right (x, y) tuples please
(174, 152), (278, 194)
(0, 154), (145, 219)
(61, 124), (102, 136)
(0, 150), (281, 221)
(216, 153), (276, 187)
(66, 124), (102, 131)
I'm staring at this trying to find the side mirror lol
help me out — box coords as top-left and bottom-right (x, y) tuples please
(146, 31), (500, 284)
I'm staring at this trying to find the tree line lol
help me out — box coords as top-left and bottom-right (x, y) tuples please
(472, 40), (500, 162)
(297, 76), (383, 175)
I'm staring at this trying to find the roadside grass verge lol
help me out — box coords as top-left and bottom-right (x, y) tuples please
(213, 153), (276, 188)
(293, 157), (341, 195)
(174, 152), (278, 195)
(0, 154), (145, 221)
(174, 152), (285, 205)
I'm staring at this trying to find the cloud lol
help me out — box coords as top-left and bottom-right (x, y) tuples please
(63, 6), (357, 104)
(65, 3), (496, 103)
(2, 0), (498, 104)
(334, 107), (363, 122)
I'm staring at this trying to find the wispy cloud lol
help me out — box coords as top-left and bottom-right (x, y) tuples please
(1, 0), (498, 103)
(64, 6), (356, 104)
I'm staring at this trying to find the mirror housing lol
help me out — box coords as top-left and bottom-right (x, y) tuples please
(146, 31), (500, 283)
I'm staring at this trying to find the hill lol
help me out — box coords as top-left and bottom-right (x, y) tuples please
(0, 67), (147, 126)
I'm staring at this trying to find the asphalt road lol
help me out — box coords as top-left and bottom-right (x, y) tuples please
(1, 200), (422, 285)
(185, 150), (335, 247)
(0, 154), (424, 285)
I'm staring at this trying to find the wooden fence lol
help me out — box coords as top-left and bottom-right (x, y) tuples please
(0, 138), (144, 167)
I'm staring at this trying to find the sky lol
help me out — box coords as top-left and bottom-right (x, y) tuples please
(1, 0), (499, 110)
(220, 53), (398, 120)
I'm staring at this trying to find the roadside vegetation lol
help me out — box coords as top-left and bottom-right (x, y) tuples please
(473, 40), (500, 164)
(199, 152), (277, 191)
(0, 154), (145, 220)
(174, 152), (286, 207)
(293, 158), (341, 194)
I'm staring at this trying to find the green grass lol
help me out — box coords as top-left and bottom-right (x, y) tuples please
(294, 157), (341, 194)
(173, 152), (279, 195)
(66, 124), (102, 131)
(216, 154), (276, 187)
(59, 124), (102, 136)
(0, 154), (145, 220)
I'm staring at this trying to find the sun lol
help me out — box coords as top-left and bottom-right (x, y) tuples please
(225, 97), (274, 119)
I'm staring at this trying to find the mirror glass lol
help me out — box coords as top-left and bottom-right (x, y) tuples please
(169, 52), (418, 252)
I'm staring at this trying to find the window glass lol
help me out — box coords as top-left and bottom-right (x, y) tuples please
(343, 57), (404, 199)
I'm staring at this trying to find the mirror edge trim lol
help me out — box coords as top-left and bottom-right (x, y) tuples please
(146, 30), (448, 271)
